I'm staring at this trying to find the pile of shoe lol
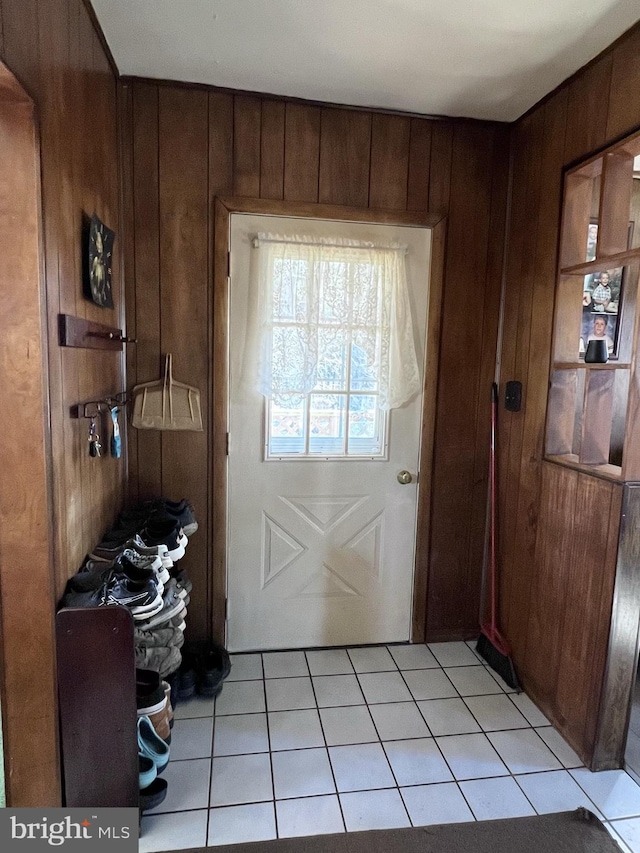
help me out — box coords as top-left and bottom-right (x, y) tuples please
(178, 640), (232, 701)
(60, 497), (197, 682)
(137, 669), (172, 812)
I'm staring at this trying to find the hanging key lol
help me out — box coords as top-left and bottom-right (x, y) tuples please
(88, 416), (102, 458)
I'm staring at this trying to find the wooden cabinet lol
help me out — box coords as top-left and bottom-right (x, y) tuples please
(546, 130), (640, 481)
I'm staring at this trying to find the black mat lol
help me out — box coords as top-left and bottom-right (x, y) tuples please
(164, 809), (620, 853)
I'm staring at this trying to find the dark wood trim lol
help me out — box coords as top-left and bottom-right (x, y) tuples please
(592, 482), (640, 769)
(413, 219), (446, 641)
(119, 76), (507, 129)
(0, 64), (59, 806)
(82, 0), (119, 78)
(211, 198), (230, 645)
(118, 78), (136, 502)
(212, 197), (446, 646)
(217, 196), (444, 228)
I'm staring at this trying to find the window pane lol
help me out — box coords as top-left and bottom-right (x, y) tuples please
(350, 332), (378, 391)
(348, 395), (382, 455)
(309, 394), (346, 454)
(269, 395), (306, 455)
(315, 328), (347, 391)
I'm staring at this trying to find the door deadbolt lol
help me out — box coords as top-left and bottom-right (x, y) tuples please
(397, 470), (413, 485)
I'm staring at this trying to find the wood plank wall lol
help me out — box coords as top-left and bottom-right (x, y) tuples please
(0, 0), (123, 804)
(121, 78), (510, 642)
(498, 21), (640, 755)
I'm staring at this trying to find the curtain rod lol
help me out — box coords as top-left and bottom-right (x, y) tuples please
(252, 236), (408, 252)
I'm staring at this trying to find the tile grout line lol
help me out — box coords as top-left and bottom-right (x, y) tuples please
(305, 649), (348, 835)
(398, 667), (541, 821)
(205, 690), (217, 845)
(348, 648), (413, 827)
(260, 653), (280, 840)
(393, 663), (481, 823)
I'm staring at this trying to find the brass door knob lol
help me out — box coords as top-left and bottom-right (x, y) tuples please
(397, 470), (413, 485)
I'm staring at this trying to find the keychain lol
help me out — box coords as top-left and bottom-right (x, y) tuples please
(110, 406), (122, 458)
(88, 416), (102, 458)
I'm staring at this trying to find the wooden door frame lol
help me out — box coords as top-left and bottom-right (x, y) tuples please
(211, 197), (446, 645)
(0, 63), (59, 804)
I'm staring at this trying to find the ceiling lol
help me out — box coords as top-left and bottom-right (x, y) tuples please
(92, 0), (640, 122)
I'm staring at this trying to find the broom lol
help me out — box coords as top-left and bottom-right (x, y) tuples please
(476, 382), (520, 690)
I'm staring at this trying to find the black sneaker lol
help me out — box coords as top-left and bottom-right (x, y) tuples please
(89, 535), (172, 569)
(68, 552), (162, 594)
(105, 576), (163, 620)
(197, 645), (231, 697)
(140, 777), (168, 812)
(60, 582), (114, 610)
(136, 669), (166, 716)
(147, 499), (198, 537)
(135, 583), (186, 630)
(177, 646), (199, 700)
(138, 519), (188, 562)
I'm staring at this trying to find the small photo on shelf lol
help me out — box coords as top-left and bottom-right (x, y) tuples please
(585, 221), (598, 262)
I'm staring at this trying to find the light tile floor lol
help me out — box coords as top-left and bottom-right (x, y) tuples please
(139, 641), (640, 852)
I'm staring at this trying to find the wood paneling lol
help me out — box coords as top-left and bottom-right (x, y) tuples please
(284, 103), (320, 203)
(319, 108), (372, 207)
(407, 119), (432, 213)
(499, 20), (640, 765)
(233, 94), (261, 197)
(0, 0), (123, 806)
(131, 82), (161, 498)
(260, 100), (285, 200)
(158, 86), (210, 639)
(369, 113), (410, 210)
(123, 80), (510, 644)
(594, 483), (640, 768)
(564, 52), (613, 165)
(427, 123), (498, 636)
(606, 26), (640, 142)
(519, 463), (622, 764)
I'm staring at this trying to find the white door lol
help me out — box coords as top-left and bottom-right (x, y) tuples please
(227, 214), (431, 652)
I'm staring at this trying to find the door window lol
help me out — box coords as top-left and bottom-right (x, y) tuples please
(256, 236), (420, 460)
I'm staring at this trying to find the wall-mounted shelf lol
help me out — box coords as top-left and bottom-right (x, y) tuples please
(545, 127), (640, 482)
(553, 362), (631, 370)
(58, 313), (136, 351)
(561, 248), (640, 276)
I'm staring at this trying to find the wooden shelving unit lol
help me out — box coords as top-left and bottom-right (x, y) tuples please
(546, 129), (640, 481)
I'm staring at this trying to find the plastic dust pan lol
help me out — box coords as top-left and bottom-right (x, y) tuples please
(131, 354), (203, 432)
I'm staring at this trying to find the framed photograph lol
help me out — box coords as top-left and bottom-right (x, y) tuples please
(586, 220), (598, 261)
(580, 267), (625, 360)
(84, 213), (115, 308)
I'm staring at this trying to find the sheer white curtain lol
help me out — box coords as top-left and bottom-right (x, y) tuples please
(255, 233), (421, 410)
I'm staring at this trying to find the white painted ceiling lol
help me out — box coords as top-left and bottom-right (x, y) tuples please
(92, 0), (640, 122)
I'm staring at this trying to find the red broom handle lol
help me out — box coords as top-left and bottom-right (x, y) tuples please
(490, 382), (497, 634)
